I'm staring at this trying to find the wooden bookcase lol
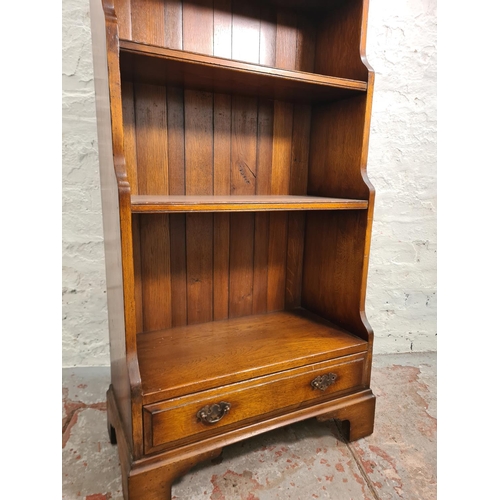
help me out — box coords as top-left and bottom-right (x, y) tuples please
(89, 0), (376, 497)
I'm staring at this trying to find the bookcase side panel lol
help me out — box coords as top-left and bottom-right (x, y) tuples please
(90, 0), (143, 458)
(301, 210), (369, 340)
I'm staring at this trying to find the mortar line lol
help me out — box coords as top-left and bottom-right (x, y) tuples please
(335, 421), (381, 500)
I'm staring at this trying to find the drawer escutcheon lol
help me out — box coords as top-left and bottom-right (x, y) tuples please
(196, 401), (231, 424)
(311, 373), (338, 391)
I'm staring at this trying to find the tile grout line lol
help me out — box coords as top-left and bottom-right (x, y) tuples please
(335, 421), (381, 500)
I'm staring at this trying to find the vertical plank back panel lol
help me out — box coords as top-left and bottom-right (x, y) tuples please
(270, 102), (293, 195)
(169, 214), (187, 327)
(267, 212), (288, 312)
(130, 0), (166, 45)
(285, 102), (310, 309)
(185, 91), (214, 323)
(167, 86), (187, 327)
(166, 87), (185, 195)
(231, 96), (258, 195)
(252, 212), (269, 314)
(275, 11), (297, 71)
(296, 17), (316, 73)
(165, 0), (183, 48)
(186, 213), (214, 324)
(118, 0), (317, 72)
(184, 91), (214, 195)
(259, 5), (277, 67)
(213, 93), (232, 321)
(266, 12), (298, 313)
(228, 95), (256, 318)
(134, 84), (169, 195)
(183, 8), (215, 325)
(165, 8), (187, 328)
(183, 0), (214, 53)
(232, 2), (260, 64)
(227, 6), (259, 319)
(133, 81), (172, 332)
(140, 214), (172, 331)
(252, 10), (277, 316)
(252, 98), (273, 315)
(119, 0), (318, 332)
(229, 212), (255, 317)
(214, 0), (232, 58)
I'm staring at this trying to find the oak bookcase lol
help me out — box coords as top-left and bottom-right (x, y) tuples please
(89, 0), (376, 497)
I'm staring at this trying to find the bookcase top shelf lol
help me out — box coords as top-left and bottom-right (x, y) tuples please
(119, 40), (368, 103)
(130, 195), (369, 213)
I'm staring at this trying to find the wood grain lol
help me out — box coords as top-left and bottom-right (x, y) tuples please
(213, 213), (230, 320)
(252, 212), (269, 315)
(184, 90), (213, 196)
(113, 0), (131, 39)
(90, 0), (143, 460)
(302, 211), (369, 339)
(166, 87), (185, 195)
(137, 309), (368, 403)
(315, 0), (368, 81)
(166, 86), (187, 328)
(285, 212), (305, 309)
(134, 84), (168, 195)
(308, 96), (370, 200)
(130, 195), (369, 212)
(140, 215), (172, 332)
(183, 91), (214, 325)
(186, 213), (214, 325)
(130, 0), (165, 45)
(182, 0), (213, 54)
(270, 102), (293, 195)
(214, 0), (232, 58)
(231, 96), (258, 195)
(164, 0), (182, 49)
(213, 93), (231, 321)
(259, 5), (277, 67)
(119, 41), (368, 104)
(145, 353), (366, 452)
(169, 214), (187, 327)
(267, 212), (287, 311)
(232, 1), (260, 64)
(229, 213), (254, 318)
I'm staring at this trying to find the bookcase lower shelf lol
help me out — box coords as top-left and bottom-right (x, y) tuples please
(137, 309), (368, 403)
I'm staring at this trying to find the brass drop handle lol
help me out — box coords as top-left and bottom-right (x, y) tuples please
(311, 373), (337, 391)
(196, 401), (231, 424)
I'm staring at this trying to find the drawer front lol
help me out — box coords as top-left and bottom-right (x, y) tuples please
(144, 353), (366, 454)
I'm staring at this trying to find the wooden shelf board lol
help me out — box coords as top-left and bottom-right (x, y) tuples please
(119, 40), (367, 103)
(130, 195), (369, 213)
(137, 309), (368, 404)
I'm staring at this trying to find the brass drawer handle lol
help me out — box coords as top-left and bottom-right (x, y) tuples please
(311, 373), (337, 391)
(196, 401), (231, 424)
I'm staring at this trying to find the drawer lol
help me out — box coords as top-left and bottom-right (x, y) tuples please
(143, 353), (366, 454)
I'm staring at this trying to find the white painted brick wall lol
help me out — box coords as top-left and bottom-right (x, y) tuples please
(62, 0), (437, 366)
